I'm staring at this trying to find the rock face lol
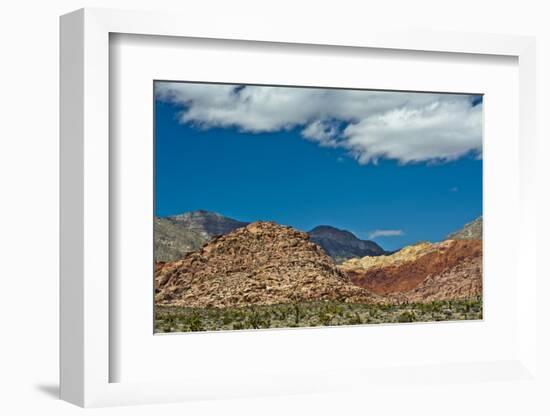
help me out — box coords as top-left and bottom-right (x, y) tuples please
(447, 216), (482, 240)
(155, 222), (382, 308)
(339, 239), (482, 302)
(169, 210), (249, 239)
(155, 210), (386, 263)
(154, 218), (208, 262)
(400, 254), (482, 302)
(154, 210), (248, 261)
(308, 225), (385, 263)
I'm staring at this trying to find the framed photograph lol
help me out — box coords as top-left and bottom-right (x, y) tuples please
(152, 80), (484, 333)
(60, 8), (538, 408)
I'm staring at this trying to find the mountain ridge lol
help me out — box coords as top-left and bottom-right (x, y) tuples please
(447, 216), (482, 240)
(166, 210), (249, 239)
(308, 225), (385, 263)
(155, 210), (385, 262)
(339, 217), (483, 302)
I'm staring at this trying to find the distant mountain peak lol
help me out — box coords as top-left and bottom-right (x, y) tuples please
(308, 225), (385, 263)
(310, 225), (352, 234)
(309, 225), (361, 241)
(172, 209), (220, 218)
(190, 209), (211, 215)
(310, 225), (338, 231)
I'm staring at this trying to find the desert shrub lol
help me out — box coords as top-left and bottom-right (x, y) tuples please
(417, 303), (433, 313)
(369, 309), (380, 319)
(233, 322), (244, 330)
(348, 313), (362, 325)
(324, 302), (343, 316)
(222, 314), (234, 325)
(294, 304), (301, 324)
(183, 311), (204, 331)
(188, 313), (204, 331)
(154, 297), (483, 332)
(397, 311), (416, 323)
(319, 311), (332, 326)
(248, 311), (263, 329)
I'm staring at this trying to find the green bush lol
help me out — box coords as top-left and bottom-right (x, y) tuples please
(248, 313), (258, 328)
(188, 313), (203, 331)
(397, 311), (416, 323)
(319, 312), (332, 326)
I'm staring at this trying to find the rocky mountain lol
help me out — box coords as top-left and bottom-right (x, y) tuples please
(155, 210), (385, 263)
(308, 225), (385, 263)
(399, 251), (482, 303)
(340, 239), (481, 296)
(154, 210), (248, 261)
(154, 218), (208, 262)
(155, 222), (382, 308)
(165, 210), (249, 239)
(447, 216), (482, 240)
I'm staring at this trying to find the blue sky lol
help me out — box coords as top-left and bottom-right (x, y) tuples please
(155, 82), (482, 250)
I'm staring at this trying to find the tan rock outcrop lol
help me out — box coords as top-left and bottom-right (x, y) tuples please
(340, 239), (482, 301)
(155, 221), (382, 308)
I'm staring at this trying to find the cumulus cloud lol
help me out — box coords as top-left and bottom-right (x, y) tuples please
(155, 82), (482, 164)
(368, 229), (405, 239)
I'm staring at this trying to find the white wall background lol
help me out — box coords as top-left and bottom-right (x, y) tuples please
(0, 1), (548, 415)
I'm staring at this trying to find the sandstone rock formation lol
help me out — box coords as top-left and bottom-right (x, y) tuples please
(339, 239), (482, 302)
(155, 221), (382, 308)
(399, 254), (482, 302)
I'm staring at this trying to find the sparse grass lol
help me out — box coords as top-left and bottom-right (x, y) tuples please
(154, 297), (482, 333)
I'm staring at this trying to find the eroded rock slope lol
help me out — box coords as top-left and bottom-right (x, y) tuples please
(156, 222), (382, 308)
(339, 239), (482, 302)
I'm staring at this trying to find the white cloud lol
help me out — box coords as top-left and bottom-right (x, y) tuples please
(368, 229), (405, 239)
(155, 82), (482, 164)
(301, 119), (340, 144)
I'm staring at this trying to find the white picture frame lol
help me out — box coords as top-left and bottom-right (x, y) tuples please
(60, 7), (538, 408)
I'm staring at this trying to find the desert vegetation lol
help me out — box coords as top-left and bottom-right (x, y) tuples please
(155, 297), (482, 333)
